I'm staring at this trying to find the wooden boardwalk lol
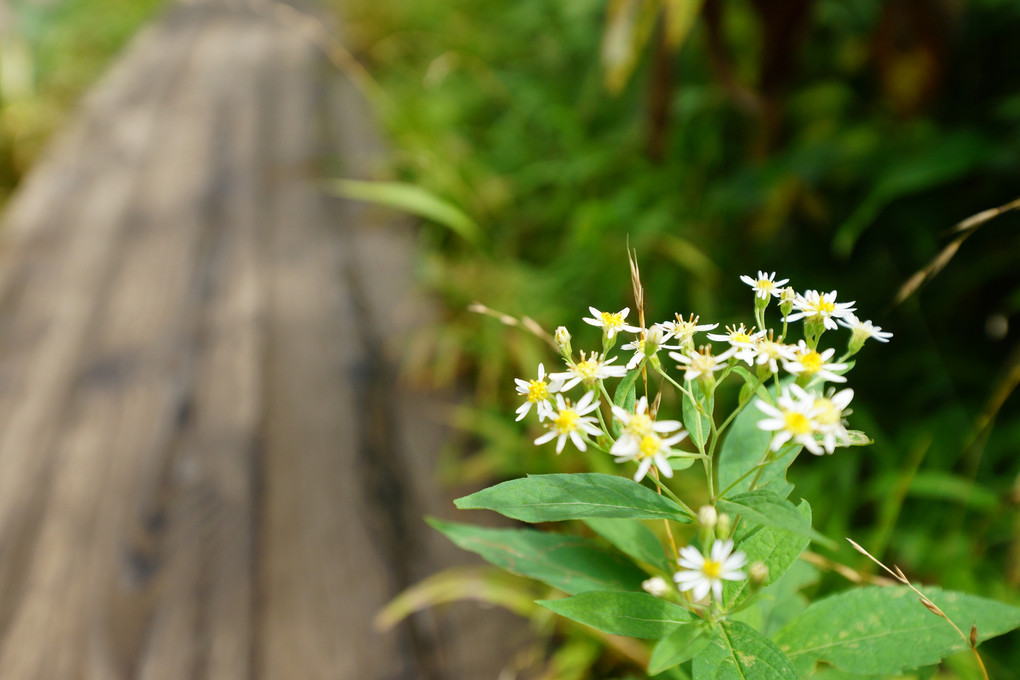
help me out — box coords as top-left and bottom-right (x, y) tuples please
(0, 1), (520, 678)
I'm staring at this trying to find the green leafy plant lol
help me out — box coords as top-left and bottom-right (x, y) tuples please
(429, 261), (1020, 678)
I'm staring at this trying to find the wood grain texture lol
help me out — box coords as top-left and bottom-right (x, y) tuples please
(0, 0), (527, 678)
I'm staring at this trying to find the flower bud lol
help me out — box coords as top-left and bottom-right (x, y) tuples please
(749, 561), (769, 588)
(716, 513), (731, 539)
(642, 576), (670, 598)
(779, 287), (796, 318)
(698, 505), (718, 531)
(644, 324), (664, 357)
(554, 326), (572, 358)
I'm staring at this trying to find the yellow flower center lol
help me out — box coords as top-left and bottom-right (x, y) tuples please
(702, 559), (722, 579)
(784, 411), (813, 435)
(554, 408), (579, 433)
(627, 413), (653, 436)
(816, 299), (836, 315)
(814, 398), (840, 425)
(733, 332), (751, 343)
(600, 311), (625, 328)
(800, 351), (823, 374)
(638, 434), (661, 459)
(575, 359), (599, 383)
(527, 380), (549, 403)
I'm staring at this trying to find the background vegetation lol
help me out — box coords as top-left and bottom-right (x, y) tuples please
(2, 0), (1018, 676)
(339, 0), (1020, 677)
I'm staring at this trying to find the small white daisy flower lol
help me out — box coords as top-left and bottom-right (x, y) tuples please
(740, 271), (789, 300)
(534, 392), (603, 454)
(755, 384), (825, 455)
(583, 306), (641, 339)
(668, 345), (737, 382)
(660, 314), (718, 349)
(838, 313), (893, 351)
(783, 341), (848, 384)
(514, 363), (563, 421)
(551, 351), (628, 391)
(614, 431), (690, 482)
(610, 397), (688, 481)
(642, 576), (671, 598)
(751, 335), (797, 374)
(811, 388), (854, 453)
(673, 539), (747, 603)
(785, 290), (856, 331)
(707, 324), (766, 365)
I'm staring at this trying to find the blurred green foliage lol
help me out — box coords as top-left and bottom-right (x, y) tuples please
(343, 0), (1020, 674)
(0, 0), (164, 204)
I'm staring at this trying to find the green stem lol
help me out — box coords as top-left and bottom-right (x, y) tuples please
(647, 472), (696, 518)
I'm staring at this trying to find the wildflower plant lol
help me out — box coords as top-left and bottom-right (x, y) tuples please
(431, 261), (1020, 678)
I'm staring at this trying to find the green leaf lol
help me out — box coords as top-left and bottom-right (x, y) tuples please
(694, 621), (802, 679)
(717, 388), (800, 498)
(845, 430), (873, 446)
(758, 560), (820, 637)
(538, 591), (693, 639)
(669, 455), (698, 472)
(455, 473), (694, 523)
(682, 380), (712, 451)
(329, 179), (483, 245)
(648, 623), (712, 674)
(584, 518), (671, 572)
(723, 500), (812, 607)
(428, 518), (646, 594)
(774, 586), (1020, 675)
(716, 491), (835, 549)
(613, 368), (641, 436)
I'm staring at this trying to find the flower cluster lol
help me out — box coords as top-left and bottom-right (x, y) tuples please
(512, 271), (890, 479)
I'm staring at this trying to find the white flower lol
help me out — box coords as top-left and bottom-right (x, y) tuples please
(751, 336), (797, 374)
(740, 271), (789, 300)
(785, 290), (856, 331)
(811, 388), (854, 453)
(838, 313), (893, 344)
(755, 384), (825, 455)
(583, 306), (641, 339)
(551, 351), (628, 391)
(707, 324), (765, 365)
(668, 345), (736, 382)
(642, 576), (671, 598)
(783, 341), (848, 384)
(610, 397), (688, 481)
(514, 363), (563, 421)
(534, 392), (603, 454)
(660, 314), (718, 348)
(673, 539), (747, 603)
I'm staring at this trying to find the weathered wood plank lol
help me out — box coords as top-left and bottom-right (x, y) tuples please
(0, 1), (527, 678)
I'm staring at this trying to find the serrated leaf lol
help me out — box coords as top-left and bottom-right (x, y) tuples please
(694, 621), (802, 679)
(648, 622), (712, 674)
(584, 517), (671, 572)
(774, 586), (1020, 675)
(716, 491), (835, 549)
(723, 500), (812, 607)
(455, 473), (694, 523)
(682, 380), (712, 451)
(539, 591), (693, 639)
(428, 518), (646, 594)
